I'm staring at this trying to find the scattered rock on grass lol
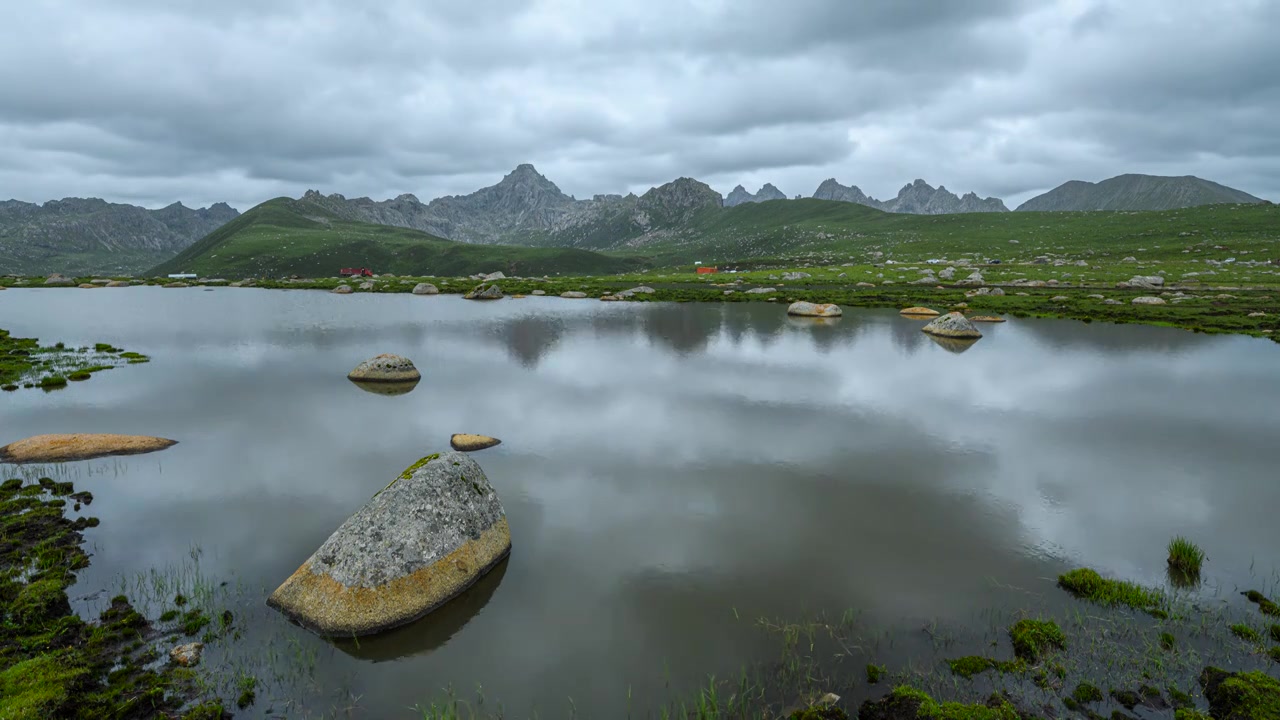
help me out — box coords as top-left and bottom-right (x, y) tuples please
(1132, 296), (1167, 305)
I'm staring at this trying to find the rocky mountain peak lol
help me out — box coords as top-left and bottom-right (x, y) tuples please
(724, 182), (786, 207)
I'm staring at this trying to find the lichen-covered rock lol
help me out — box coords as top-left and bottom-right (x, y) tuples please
(921, 312), (983, 339)
(331, 284), (353, 294)
(1199, 666), (1280, 720)
(358, 281), (375, 290)
(0, 433), (177, 463)
(44, 275), (75, 287)
(106, 280), (130, 287)
(899, 307), (939, 317)
(560, 291), (587, 298)
(627, 286), (655, 294)
(412, 283), (439, 295)
(450, 434), (501, 452)
(955, 271), (985, 287)
(169, 642), (204, 667)
(969, 315), (1006, 323)
(1132, 296), (1167, 305)
(347, 354), (420, 383)
(482, 271), (506, 281)
(782, 271), (811, 280)
(464, 283), (503, 300)
(530, 289), (547, 296)
(78, 283), (98, 289)
(787, 301), (842, 317)
(745, 287), (776, 294)
(266, 451), (511, 636)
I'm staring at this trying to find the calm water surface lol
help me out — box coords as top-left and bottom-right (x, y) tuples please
(3, 287), (1280, 716)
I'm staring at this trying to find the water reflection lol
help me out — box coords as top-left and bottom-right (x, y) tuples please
(925, 335), (980, 354)
(349, 378), (420, 395)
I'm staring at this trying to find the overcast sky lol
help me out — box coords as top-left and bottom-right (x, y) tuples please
(1, 0), (1277, 211)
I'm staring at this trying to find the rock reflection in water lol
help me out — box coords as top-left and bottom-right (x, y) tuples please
(925, 335), (980, 354)
(348, 378), (421, 396)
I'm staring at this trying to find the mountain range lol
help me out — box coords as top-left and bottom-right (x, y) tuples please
(0, 198), (238, 275)
(0, 168), (1268, 275)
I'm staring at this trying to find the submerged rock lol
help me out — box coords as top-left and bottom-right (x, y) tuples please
(77, 283), (98, 289)
(347, 354), (420, 383)
(0, 433), (177, 463)
(786, 301), (842, 317)
(411, 283), (439, 295)
(899, 306), (939, 317)
(331, 285), (353, 294)
(450, 434), (501, 452)
(169, 642), (204, 667)
(266, 451), (512, 636)
(105, 280), (130, 287)
(921, 312), (982, 339)
(464, 283), (503, 300)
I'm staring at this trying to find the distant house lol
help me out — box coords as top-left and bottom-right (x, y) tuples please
(696, 266), (718, 274)
(167, 273), (196, 279)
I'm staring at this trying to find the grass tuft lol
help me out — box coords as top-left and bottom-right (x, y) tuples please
(1167, 536), (1205, 576)
(1058, 568), (1166, 616)
(1009, 618), (1065, 662)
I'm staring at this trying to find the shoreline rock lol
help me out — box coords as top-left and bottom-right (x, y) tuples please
(786, 301), (842, 317)
(464, 283), (503, 300)
(0, 434), (178, 464)
(411, 283), (439, 295)
(899, 307), (940, 317)
(266, 451), (511, 637)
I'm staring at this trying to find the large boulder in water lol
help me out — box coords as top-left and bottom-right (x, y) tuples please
(464, 283), (503, 300)
(266, 451), (511, 636)
(921, 312), (982, 339)
(786, 301), (842, 317)
(347, 354), (420, 383)
(412, 283), (439, 295)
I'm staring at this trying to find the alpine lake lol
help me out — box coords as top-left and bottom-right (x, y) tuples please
(3, 286), (1280, 718)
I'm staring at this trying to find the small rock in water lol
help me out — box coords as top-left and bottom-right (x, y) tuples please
(531, 289), (547, 296)
(331, 285), (353, 294)
(348, 354), (420, 382)
(786, 301), (842, 317)
(169, 642), (204, 667)
(411, 283), (439, 295)
(77, 283), (98, 289)
(0, 433), (177, 464)
(969, 315), (1006, 323)
(450, 434), (502, 452)
(899, 306), (940, 317)
(560, 291), (587, 298)
(921, 312), (982, 339)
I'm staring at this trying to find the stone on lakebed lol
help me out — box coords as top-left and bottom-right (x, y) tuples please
(347, 354), (420, 383)
(786, 301), (842, 317)
(266, 451), (511, 636)
(0, 433), (177, 464)
(921, 312), (983, 339)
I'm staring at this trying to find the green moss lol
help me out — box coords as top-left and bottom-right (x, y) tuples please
(158, 609), (179, 622)
(0, 651), (89, 719)
(236, 674), (258, 709)
(181, 700), (228, 719)
(867, 663), (886, 684)
(66, 371), (92, 381)
(1160, 631), (1177, 651)
(181, 609), (210, 636)
(1245, 590), (1280, 617)
(1204, 669), (1280, 720)
(946, 656), (1024, 679)
(1174, 710), (1211, 720)
(1269, 646), (1280, 663)
(1232, 623), (1262, 643)
(788, 706), (847, 720)
(1072, 682), (1104, 704)
(1271, 624), (1280, 643)
(1009, 618), (1065, 661)
(887, 687), (1020, 720)
(1168, 686), (1194, 710)
(39, 375), (67, 388)
(1058, 568), (1166, 616)
(400, 452), (442, 480)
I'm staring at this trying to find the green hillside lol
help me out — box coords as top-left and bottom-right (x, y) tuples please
(622, 198), (1280, 266)
(148, 198), (644, 277)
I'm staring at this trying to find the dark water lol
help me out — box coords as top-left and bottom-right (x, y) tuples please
(3, 287), (1280, 716)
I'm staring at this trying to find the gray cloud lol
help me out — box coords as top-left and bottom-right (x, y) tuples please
(0, 0), (1275, 211)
